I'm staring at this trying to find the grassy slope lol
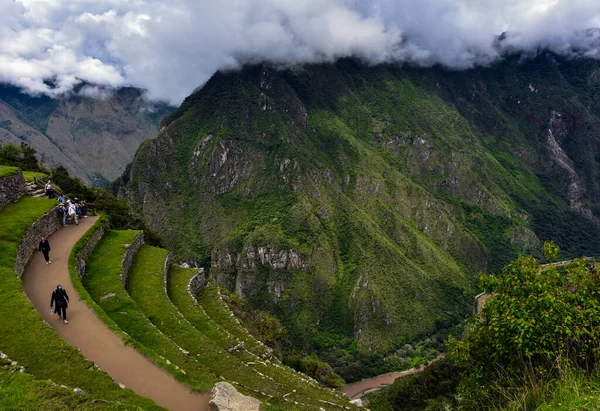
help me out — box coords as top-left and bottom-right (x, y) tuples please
(82, 230), (216, 392)
(188, 279), (268, 357)
(170, 267), (351, 405)
(128, 245), (354, 410)
(0, 197), (159, 410)
(168, 266), (268, 357)
(0, 165), (19, 178)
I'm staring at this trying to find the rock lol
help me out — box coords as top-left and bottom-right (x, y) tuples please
(19, 366), (26, 373)
(209, 382), (260, 411)
(180, 262), (190, 269)
(73, 388), (86, 395)
(119, 383), (126, 389)
(351, 399), (363, 407)
(227, 342), (245, 353)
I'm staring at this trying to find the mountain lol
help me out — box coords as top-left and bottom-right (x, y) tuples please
(115, 54), (600, 376)
(0, 85), (173, 186)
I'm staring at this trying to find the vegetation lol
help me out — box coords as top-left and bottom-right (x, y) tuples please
(82, 230), (215, 392)
(368, 243), (600, 410)
(0, 197), (160, 410)
(127, 245), (353, 409)
(0, 142), (43, 172)
(0, 165), (19, 178)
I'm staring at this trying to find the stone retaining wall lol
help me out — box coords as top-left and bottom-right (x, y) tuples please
(75, 222), (107, 279)
(15, 207), (61, 278)
(163, 252), (174, 292)
(188, 268), (207, 296)
(0, 171), (27, 211)
(121, 232), (144, 286)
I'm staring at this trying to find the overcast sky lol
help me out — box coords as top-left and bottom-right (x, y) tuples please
(1, 0), (600, 104)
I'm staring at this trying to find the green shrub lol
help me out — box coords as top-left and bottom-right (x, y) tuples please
(450, 253), (600, 408)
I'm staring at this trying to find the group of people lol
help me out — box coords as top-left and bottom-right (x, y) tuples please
(51, 187), (89, 226)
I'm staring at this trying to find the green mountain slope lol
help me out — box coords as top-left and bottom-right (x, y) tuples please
(115, 55), (600, 376)
(0, 85), (173, 186)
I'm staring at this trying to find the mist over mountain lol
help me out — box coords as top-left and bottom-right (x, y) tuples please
(2, 1), (600, 104)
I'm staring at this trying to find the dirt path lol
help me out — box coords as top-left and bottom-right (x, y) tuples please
(342, 354), (445, 400)
(22, 217), (210, 411)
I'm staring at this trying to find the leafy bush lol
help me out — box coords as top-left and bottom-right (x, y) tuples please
(450, 251), (600, 408)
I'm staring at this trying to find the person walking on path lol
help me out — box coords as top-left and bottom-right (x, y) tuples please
(38, 236), (51, 264)
(50, 284), (69, 324)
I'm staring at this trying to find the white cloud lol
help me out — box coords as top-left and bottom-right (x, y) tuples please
(0, 0), (599, 104)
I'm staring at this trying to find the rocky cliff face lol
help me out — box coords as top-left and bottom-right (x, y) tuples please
(117, 55), (600, 361)
(0, 85), (173, 186)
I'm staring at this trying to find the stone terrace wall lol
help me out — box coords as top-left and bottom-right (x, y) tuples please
(163, 252), (174, 292)
(0, 171), (27, 211)
(15, 208), (61, 278)
(121, 232), (144, 286)
(76, 222), (107, 279)
(188, 268), (207, 296)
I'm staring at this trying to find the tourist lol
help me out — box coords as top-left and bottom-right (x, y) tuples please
(80, 199), (88, 217)
(57, 194), (66, 204)
(45, 180), (53, 198)
(38, 236), (51, 264)
(50, 285), (69, 324)
(57, 204), (67, 226)
(68, 201), (78, 225)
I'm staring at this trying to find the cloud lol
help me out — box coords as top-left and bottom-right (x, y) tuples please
(1, 0), (599, 104)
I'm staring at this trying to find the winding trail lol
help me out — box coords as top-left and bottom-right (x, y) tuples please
(22, 217), (210, 411)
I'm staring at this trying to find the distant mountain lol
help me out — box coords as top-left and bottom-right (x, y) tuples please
(0, 85), (174, 186)
(115, 54), (600, 376)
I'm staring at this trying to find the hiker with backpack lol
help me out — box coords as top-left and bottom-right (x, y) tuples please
(38, 236), (51, 264)
(50, 285), (69, 324)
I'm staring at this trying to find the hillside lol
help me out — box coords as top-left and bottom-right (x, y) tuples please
(115, 54), (600, 377)
(0, 85), (173, 186)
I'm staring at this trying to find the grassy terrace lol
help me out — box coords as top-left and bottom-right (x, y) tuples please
(21, 171), (48, 182)
(0, 165), (19, 178)
(168, 266), (242, 350)
(82, 230), (216, 392)
(131, 245), (354, 410)
(0, 198), (159, 410)
(194, 282), (269, 358)
(169, 267), (351, 406)
(0, 358), (124, 410)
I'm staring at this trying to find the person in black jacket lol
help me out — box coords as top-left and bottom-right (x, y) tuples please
(50, 285), (69, 324)
(39, 236), (51, 264)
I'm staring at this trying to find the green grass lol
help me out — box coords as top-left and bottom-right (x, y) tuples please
(129, 245), (355, 410)
(0, 358), (128, 410)
(169, 266), (269, 358)
(82, 231), (217, 392)
(0, 197), (160, 410)
(169, 267), (352, 406)
(502, 373), (600, 411)
(21, 171), (48, 182)
(0, 165), (19, 178)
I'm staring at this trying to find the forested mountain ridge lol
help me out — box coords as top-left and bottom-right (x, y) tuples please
(0, 85), (173, 186)
(115, 54), (600, 376)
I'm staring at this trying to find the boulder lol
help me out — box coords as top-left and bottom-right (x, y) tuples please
(209, 382), (260, 411)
